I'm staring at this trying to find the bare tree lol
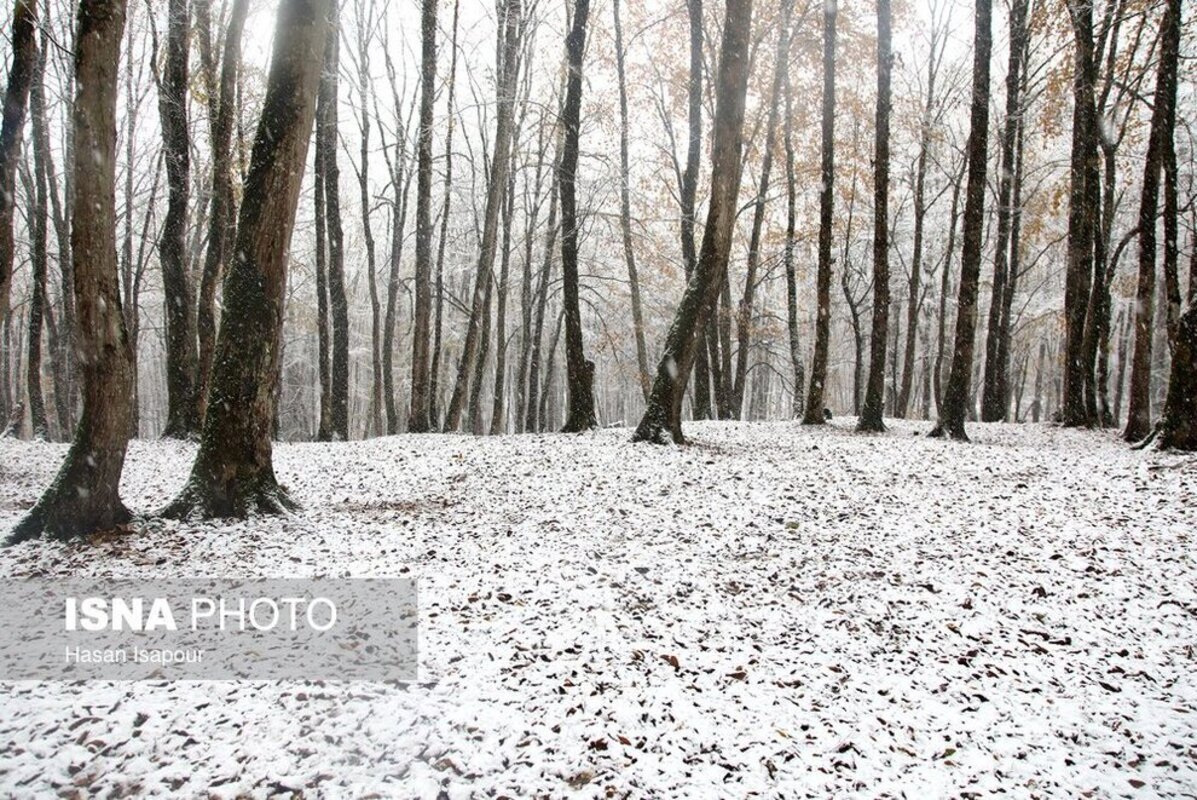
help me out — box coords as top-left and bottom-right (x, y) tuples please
(1124, 0), (1179, 443)
(9, 0), (133, 543)
(0, 0), (37, 334)
(559, 0), (596, 432)
(162, 0), (330, 517)
(633, 0), (755, 444)
(859, 0), (893, 432)
(803, 0), (836, 424)
(930, 0), (992, 441)
(408, 0), (438, 432)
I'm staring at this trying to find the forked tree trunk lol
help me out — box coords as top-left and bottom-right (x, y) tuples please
(559, 0), (596, 433)
(1125, 0), (1179, 443)
(408, 0), (438, 432)
(162, 0), (329, 519)
(0, 0), (37, 334)
(803, 0), (835, 424)
(858, 0), (892, 433)
(930, 0), (991, 441)
(196, 0), (249, 425)
(633, 0), (754, 444)
(9, 0), (133, 544)
(157, 0), (198, 439)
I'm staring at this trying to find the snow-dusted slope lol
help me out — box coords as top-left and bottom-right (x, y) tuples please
(1, 420), (1194, 798)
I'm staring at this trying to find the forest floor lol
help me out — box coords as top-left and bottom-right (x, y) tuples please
(0, 420), (1195, 798)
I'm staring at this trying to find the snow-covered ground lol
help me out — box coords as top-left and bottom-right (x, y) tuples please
(0, 420), (1194, 798)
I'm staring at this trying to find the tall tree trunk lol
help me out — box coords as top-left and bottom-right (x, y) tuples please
(10, 0), (132, 543)
(934, 158), (965, 412)
(858, 0), (893, 433)
(560, 0), (596, 433)
(196, 0), (249, 425)
(803, 0), (835, 424)
(313, 75), (332, 441)
(25, 30), (50, 439)
(980, 0), (1027, 422)
(157, 0), (198, 439)
(0, 0), (37, 334)
(930, 0), (992, 441)
(352, 0), (382, 438)
(733, 0), (791, 419)
(428, 0), (460, 428)
(318, 6), (349, 441)
(896, 19), (945, 419)
(782, 63), (803, 419)
(682, 0), (710, 420)
(1124, 0), (1179, 443)
(1061, 1), (1099, 427)
(633, 0), (754, 444)
(612, 0), (650, 403)
(163, 0), (329, 518)
(382, 103), (413, 435)
(408, 0), (438, 432)
(443, 0), (522, 432)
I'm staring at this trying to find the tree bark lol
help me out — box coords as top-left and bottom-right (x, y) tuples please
(782, 61), (802, 419)
(633, 0), (754, 444)
(803, 0), (835, 425)
(858, 0), (893, 433)
(162, 0), (329, 519)
(320, 6), (350, 441)
(156, 0), (198, 438)
(1154, 305), (1197, 450)
(408, 0), (438, 432)
(10, 0), (133, 544)
(929, 0), (991, 441)
(1061, 1), (1099, 427)
(1124, 0), (1179, 443)
(196, 0), (249, 425)
(0, 0), (37, 334)
(682, 0), (709, 421)
(559, 0), (596, 433)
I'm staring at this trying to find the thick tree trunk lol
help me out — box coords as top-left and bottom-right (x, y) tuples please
(1124, 0), (1179, 443)
(0, 0), (37, 333)
(803, 0), (835, 425)
(930, 0), (991, 441)
(354, 3), (382, 439)
(980, 0), (1027, 422)
(1154, 305), (1197, 450)
(633, 0), (754, 444)
(612, 0), (650, 404)
(162, 0), (329, 519)
(560, 0), (596, 433)
(10, 0), (133, 544)
(733, 0), (791, 419)
(196, 0), (249, 425)
(408, 0), (438, 432)
(25, 34), (50, 439)
(444, 0), (521, 432)
(313, 81), (332, 441)
(858, 0), (893, 433)
(157, 0), (198, 439)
